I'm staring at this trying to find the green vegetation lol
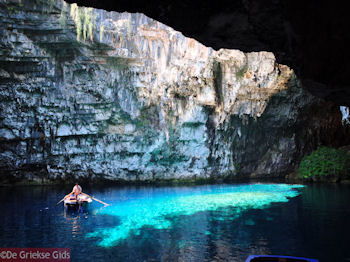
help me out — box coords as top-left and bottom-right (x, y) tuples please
(235, 63), (248, 79)
(99, 25), (105, 42)
(298, 146), (350, 180)
(70, 3), (95, 41)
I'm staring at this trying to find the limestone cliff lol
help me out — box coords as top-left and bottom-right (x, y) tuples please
(0, 0), (347, 183)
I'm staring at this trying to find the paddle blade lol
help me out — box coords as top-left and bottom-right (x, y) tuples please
(56, 198), (64, 205)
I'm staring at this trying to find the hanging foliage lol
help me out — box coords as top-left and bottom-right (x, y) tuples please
(70, 3), (95, 41)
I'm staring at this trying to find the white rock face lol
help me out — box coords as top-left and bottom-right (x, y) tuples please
(0, 0), (341, 183)
(340, 106), (350, 125)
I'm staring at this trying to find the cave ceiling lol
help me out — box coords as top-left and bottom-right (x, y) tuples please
(66, 0), (350, 106)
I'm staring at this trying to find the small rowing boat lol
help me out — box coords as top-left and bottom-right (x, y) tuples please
(64, 194), (92, 211)
(57, 184), (110, 210)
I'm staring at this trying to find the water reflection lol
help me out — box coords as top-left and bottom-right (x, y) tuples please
(63, 210), (83, 236)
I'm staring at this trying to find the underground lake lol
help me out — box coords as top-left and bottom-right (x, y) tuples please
(0, 182), (349, 261)
(2, 0), (350, 261)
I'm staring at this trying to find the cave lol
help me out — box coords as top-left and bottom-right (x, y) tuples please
(2, 1), (350, 261)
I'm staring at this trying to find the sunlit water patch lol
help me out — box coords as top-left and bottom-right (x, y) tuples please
(87, 183), (304, 247)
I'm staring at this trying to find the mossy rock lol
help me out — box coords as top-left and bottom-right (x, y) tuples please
(235, 63), (248, 79)
(149, 147), (188, 166)
(182, 122), (204, 128)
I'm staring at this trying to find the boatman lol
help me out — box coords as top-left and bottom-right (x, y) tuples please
(64, 184), (86, 201)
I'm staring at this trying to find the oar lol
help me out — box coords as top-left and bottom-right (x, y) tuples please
(82, 193), (110, 206)
(56, 198), (65, 205)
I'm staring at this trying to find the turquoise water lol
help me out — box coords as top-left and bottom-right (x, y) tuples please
(86, 184), (304, 247)
(4, 182), (350, 261)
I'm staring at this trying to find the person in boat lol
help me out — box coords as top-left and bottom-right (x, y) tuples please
(61, 184), (109, 206)
(64, 184), (88, 202)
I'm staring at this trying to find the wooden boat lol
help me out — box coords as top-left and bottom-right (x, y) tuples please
(245, 255), (318, 262)
(64, 194), (92, 211)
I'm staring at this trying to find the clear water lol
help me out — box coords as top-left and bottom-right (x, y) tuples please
(0, 183), (349, 261)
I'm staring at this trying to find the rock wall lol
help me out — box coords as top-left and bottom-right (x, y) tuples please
(0, 0), (348, 183)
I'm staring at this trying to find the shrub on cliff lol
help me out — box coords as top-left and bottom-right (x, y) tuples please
(298, 146), (350, 180)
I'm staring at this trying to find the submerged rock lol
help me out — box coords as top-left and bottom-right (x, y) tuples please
(0, 0), (348, 183)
